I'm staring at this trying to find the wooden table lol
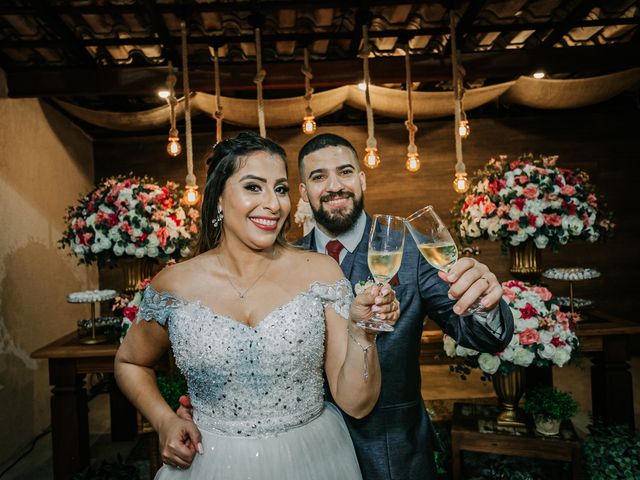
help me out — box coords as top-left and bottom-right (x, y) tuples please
(31, 331), (138, 480)
(421, 308), (640, 427)
(451, 402), (582, 480)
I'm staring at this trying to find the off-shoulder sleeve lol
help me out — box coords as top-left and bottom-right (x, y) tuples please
(309, 278), (354, 320)
(136, 285), (186, 326)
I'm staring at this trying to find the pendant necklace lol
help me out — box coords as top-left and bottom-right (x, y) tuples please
(217, 250), (275, 299)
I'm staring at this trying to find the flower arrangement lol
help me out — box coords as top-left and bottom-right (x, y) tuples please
(453, 154), (614, 252)
(444, 281), (579, 378)
(112, 277), (152, 342)
(60, 175), (200, 267)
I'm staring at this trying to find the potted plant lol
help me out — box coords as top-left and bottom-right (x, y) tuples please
(523, 386), (578, 436)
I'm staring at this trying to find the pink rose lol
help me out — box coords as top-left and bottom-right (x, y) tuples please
(543, 214), (562, 227)
(522, 185), (538, 199)
(502, 288), (517, 302)
(560, 185), (576, 196)
(483, 202), (497, 215)
(517, 175), (529, 185)
(531, 286), (552, 301)
(519, 328), (540, 345)
(586, 193), (598, 207)
(507, 219), (519, 232)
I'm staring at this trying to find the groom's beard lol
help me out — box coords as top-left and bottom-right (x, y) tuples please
(311, 191), (364, 236)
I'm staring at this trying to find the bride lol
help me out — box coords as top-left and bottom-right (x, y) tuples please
(114, 132), (399, 479)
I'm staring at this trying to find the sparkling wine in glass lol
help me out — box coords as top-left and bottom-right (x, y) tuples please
(405, 206), (485, 315)
(360, 214), (405, 332)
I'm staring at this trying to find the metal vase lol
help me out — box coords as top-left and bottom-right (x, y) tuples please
(509, 241), (542, 281)
(121, 257), (154, 294)
(492, 366), (527, 427)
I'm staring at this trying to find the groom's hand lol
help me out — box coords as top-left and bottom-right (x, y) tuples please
(437, 257), (502, 314)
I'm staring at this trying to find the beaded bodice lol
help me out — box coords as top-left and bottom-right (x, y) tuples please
(137, 279), (353, 437)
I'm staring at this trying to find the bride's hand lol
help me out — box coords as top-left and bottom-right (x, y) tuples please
(158, 415), (203, 469)
(350, 284), (400, 333)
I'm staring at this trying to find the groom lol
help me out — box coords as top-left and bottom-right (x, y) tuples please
(294, 133), (514, 479)
(179, 133), (514, 479)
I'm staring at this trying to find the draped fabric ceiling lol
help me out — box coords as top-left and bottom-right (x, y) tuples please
(54, 68), (640, 132)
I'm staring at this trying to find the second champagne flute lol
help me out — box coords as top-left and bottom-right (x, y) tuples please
(404, 205), (485, 315)
(360, 214), (405, 332)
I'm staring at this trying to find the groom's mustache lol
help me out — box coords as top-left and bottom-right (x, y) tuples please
(320, 191), (355, 204)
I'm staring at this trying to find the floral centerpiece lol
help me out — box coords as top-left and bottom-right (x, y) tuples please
(453, 154), (614, 252)
(444, 281), (579, 378)
(112, 277), (152, 342)
(60, 175), (200, 267)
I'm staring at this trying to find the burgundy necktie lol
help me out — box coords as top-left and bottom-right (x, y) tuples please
(326, 239), (344, 264)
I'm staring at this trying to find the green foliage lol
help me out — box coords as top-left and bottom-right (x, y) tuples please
(72, 455), (139, 480)
(583, 420), (640, 480)
(157, 371), (187, 411)
(523, 386), (578, 421)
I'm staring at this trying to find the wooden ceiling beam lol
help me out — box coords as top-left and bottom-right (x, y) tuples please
(6, 44), (638, 98)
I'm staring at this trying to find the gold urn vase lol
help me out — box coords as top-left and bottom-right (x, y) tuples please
(509, 241), (541, 281)
(121, 257), (155, 294)
(492, 366), (527, 427)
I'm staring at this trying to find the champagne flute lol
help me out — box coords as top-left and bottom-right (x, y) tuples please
(404, 205), (485, 315)
(360, 214), (405, 332)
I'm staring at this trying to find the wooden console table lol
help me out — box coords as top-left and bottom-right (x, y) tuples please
(31, 331), (138, 480)
(421, 308), (640, 427)
(451, 402), (582, 480)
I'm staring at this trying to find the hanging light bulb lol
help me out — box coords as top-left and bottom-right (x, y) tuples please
(302, 115), (316, 135)
(406, 152), (420, 172)
(453, 172), (469, 193)
(458, 119), (470, 139)
(182, 185), (199, 206)
(167, 136), (182, 156)
(363, 147), (381, 169)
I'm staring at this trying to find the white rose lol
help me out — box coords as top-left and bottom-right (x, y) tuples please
(568, 216), (584, 236)
(552, 346), (571, 367)
(180, 247), (191, 257)
(559, 234), (569, 245)
(125, 244), (136, 256)
(164, 245), (176, 255)
(132, 228), (143, 238)
(534, 235), (549, 249)
(108, 227), (121, 241)
(455, 345), (479, 357)
(477, 353), (500, 375)
(512, 347), (535, 367)
(514, 229), (529, 243)
(538, 343), (556, 360)
(146, 246), (159, 258)
(487, 217), (501, 239)
(131, 291), (143, 307)
(98, 205), (114, 214)
(146, 233), (160, 247)
(443, 336), (457, 357)
(135, 247), (146, 258)
(509, 208), (521, 219)
(86, 213), (97, 226)
(113, 244), (125, 256)
(538, 330), (553, 345)
(466, 223), (481, 238)
(90, 243), (102, 253)
(500, 347), (515, 362)
(73, 245), (87, 256)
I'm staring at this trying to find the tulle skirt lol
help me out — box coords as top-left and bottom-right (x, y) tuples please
(154, 402), (362, 480)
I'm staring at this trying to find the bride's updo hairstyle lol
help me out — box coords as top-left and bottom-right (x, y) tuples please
(197, 131), (290, 253)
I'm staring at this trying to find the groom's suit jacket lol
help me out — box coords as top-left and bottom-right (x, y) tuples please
(299, 215), (514, 480)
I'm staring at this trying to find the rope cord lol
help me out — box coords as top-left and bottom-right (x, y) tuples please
(213, 46), (223, 143)
(181, 21), (195, 186)
(404, 46), (418, 155)
(254, 27), (266, 138)
(450, 12), (465, 175)
(302, 47), (314, 116)
(362, 25), (376, 150)
(166, 61), (178, 137)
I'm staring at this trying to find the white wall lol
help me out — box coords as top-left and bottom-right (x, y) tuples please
(0, 98), (97, 463)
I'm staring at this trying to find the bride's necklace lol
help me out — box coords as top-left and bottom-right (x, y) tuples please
(217, 250), (275, 299)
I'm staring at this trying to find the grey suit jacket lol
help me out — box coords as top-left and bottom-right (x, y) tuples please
(299, 215), (514, 480)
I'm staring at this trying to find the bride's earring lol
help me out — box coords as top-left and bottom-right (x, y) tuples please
(212, 205), (224, 227)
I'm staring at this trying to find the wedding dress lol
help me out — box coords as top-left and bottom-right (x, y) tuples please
(138, 279), (362, 480)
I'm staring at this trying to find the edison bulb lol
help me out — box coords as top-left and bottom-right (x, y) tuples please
(167, 137), (182, 156)
(458, 120), (470, 139)
(302, 115), (316, 135)
(406, 152), (420, 172)
(182, 185), (199, 206)
(453, 172), (469, 193)
(363, 147), (380, 169)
